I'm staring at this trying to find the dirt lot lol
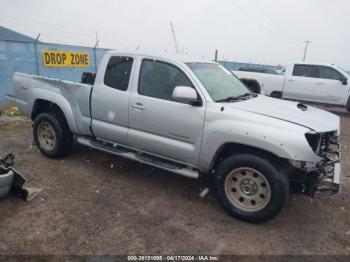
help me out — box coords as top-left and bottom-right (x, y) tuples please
(1, 107), (350, 256)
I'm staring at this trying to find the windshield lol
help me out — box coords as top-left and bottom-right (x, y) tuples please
(187, 63), (251, 102)
(337, 66), (350, 77)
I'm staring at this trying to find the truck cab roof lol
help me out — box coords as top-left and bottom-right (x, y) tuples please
(289, 61), (337, 67)
(105, 50), (217, 65)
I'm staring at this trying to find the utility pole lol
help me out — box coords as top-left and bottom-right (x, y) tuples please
(214, 50), (218, 61)
(302, 40), (311, 61)
(170, 22), (180, 54)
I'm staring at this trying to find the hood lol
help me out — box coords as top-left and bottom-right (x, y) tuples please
(224, 95), (340, 133)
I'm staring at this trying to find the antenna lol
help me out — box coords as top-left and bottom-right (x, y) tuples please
(170, 22), (180, 54)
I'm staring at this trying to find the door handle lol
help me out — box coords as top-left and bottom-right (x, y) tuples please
(287, 79), (295, 82)
(131, 103), (145, 110)
(316, 82), (324, 85)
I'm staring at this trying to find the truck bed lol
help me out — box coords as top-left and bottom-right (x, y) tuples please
(11, 72), (93, 135)
(232, 70), (285, 96)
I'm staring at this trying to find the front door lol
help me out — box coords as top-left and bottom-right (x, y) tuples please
(128, 58), (205, 166)
(311, 66), (349, 105)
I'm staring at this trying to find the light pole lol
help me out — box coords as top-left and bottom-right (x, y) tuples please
(302, 40), (311, 61)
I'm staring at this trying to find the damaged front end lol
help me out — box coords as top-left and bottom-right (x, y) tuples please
(289, 130), (341, 197)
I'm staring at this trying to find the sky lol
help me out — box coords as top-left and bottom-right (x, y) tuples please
(0, 0), (349, 69)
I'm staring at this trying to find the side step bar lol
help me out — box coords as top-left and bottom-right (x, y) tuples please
(76, 137), (199, 179)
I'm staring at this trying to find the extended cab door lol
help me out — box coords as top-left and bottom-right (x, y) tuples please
(282, 64), (319, 102)
(90, 55), (135, 143)
(128, 58), (205, 166)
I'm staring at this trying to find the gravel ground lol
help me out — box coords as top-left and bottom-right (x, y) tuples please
(0, 107), (350, 256)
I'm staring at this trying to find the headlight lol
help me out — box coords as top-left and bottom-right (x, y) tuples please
(305, 132), (321, 153)
(289, 159), (318, 171)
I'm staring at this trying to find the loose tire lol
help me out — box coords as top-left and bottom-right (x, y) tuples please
(33, 112), (73, 158)
(214, 154), (289, 223)
(0, 170), (14, 199)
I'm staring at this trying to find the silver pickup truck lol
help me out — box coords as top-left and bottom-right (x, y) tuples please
(10, 50), (341, 223)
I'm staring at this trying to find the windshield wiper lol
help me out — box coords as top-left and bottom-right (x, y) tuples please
(216, 96), (242, 102)
(216, 92), (256, 102)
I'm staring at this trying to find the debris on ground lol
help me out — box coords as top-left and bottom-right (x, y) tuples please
(0, 153), (42, 201)
(199, 187), (210, 198)
(4, 106), (21, 117)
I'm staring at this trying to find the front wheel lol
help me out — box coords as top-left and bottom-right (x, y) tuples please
(346, 98), (350, 112)
(214, 154), (289, 223)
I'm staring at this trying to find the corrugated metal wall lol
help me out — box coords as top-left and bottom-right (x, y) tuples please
(0, 40), (109, 103)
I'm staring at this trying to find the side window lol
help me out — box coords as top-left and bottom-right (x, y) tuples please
(292, 65), (319, 78)
(138, 60), (193, 101)
(318, 66), (343, 81)
(104, 56), (133, 91)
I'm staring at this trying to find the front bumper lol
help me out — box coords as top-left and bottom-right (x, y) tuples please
(314, 162), (341, 197)
(310, 136), (341, 197)
(291, 132), (341, 197)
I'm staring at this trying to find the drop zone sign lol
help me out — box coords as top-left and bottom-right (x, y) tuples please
(42, 49), (90, 67)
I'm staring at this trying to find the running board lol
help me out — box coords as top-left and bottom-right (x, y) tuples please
(76, 137), (199, 179)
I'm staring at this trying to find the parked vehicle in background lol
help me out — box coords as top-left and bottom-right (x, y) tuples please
(239, 67), (279, 75)
(233, 62), (350, 112)
(9, 51), (341, 223)
(275, 68), (286, 75)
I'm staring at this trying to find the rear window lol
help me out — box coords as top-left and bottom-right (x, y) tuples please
(104, 56), (133, 91)
(318, 66), (343, 80)
(292, 64), (319, 78)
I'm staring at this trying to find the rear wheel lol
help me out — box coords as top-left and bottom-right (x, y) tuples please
(33, 112), (73, 158)
(270, 91), (282, 99)
(346, 98), (350, 112)
(214, 154), (289, 223)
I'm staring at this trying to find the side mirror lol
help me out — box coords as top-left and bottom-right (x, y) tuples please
(172, 86), (202, 106)
(340, 77), (348, 85)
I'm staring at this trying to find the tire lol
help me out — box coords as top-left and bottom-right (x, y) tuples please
(33, 112), (73, 158)
(270, 91), (282, 99)
(240, 79), (261, 94)
(0, 170), (14, 199)
(214, 154), (289, 223)
(346, 98), (350, 112)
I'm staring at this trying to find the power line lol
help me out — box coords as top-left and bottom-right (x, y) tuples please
(225, 0), (271, 31)
(0, 13), (122, 41)
(250, 0), (279, 29)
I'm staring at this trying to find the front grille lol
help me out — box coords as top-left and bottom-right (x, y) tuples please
(318, 131), (339, 160)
